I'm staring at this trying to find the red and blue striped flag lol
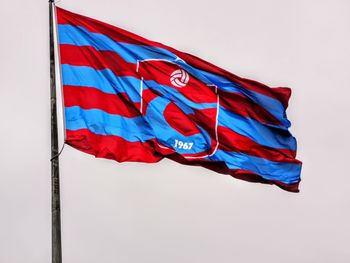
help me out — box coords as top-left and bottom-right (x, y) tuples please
(56, 7), (302, 192)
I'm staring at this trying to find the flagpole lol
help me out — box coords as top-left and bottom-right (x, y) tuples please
(49, 1), (62, 263)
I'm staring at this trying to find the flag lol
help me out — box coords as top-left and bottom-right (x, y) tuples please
(56, 7), (302, 192)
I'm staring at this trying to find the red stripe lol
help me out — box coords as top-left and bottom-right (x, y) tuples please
(57, 7), (156, 46)
(60, 44), (138, 78)
(218, 89), (282, 126)
(56, 7), (291, 107)
(66, 129), (162, 163)
(217, 126), (298, 162)
(63, 85), (141, 117)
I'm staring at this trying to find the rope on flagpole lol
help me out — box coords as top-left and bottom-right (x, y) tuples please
(50, 143), (66, 161)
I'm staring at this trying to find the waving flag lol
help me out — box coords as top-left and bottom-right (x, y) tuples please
(56, 7), (302, 192)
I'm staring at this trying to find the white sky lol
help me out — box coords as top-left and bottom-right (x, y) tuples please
(1, 0), (349, 262)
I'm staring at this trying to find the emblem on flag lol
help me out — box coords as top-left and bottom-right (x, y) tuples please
(170, 69), (190, 88)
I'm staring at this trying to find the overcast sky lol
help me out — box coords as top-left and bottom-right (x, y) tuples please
(1, 0), (349, 262)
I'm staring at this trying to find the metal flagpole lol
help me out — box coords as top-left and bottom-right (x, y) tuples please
(49, 0), (62, 262)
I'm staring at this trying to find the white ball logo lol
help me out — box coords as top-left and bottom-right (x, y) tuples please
(170, 69), (189, 88)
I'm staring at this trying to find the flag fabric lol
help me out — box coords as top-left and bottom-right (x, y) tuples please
(56, 7), (302, 192)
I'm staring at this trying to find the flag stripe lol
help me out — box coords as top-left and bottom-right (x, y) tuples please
(218, 90), (283, 127)
(63, 85), (141, 117)
(66, 129), (162, 163)
(62, 64), (142, 101)
(201, 70), (290, 127)
(208, 150), (301, 184)
(218, 107), (296, 150)
(60, 44), (137, 78)
(65, 106), (154, 142)
(217, 126), (298, 162)
(56, 7), (165, 46)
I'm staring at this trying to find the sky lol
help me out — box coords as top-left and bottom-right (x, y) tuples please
(0, 0), (349, 262)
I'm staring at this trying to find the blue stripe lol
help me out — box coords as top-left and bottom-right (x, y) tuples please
(62, 64), (142, 102)
(209, 150), (301, 184)
(198, 70), (290, 128)
(65, 106), (154, 142)
(58, 24), (177, 63)
(219, 107), (296, 150)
